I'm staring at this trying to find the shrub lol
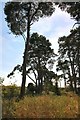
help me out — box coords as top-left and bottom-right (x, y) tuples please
(27, 83), (35, 95)
(2, 84), (19, 99)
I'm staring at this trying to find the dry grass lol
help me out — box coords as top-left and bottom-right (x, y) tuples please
(2, 92), (79, 118)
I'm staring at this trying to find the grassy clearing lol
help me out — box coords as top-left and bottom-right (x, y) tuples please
(2, 92), (79, 118)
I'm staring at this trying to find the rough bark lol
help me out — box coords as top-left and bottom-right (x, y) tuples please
(20, 5), (31, 98)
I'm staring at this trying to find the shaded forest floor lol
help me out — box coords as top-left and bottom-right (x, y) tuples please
(2, 91), (80, 118)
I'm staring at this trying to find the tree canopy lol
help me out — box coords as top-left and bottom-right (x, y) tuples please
(57, 26), (80, 93)
(7, 33), (57, 94)
(56, 2), (80, 27)
(4, 2), (55, 97)
(27, 33), (56, 93)
(4, 2), (55, 35)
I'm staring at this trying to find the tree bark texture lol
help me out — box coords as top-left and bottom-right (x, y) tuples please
(20, 5), (31, 98)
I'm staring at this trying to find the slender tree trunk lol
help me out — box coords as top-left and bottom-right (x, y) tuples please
(63, 70), (67, 88)
(41, 77), (43, 93)
(78, 32), (80, 87)
(72, 52), (77, 93)
(20, 7), (31, 98)
(63, 74), (66, 88)
(20, 46), (27, 98)
(70, 77), (73, 91)
(79, 66), (80, 85)
(37, 70), (41, 94)
(75, 46), (80, 94)
(68, 49), (77, 93)
(55, 80), (60, 95)
(68, 46), (74, 90)
(77, 47), (80, 88)
(68, 68), (73, 90)
(73, 75), (77, 93)
(37, 57), (41, 94)
(72, 62), (77, 93)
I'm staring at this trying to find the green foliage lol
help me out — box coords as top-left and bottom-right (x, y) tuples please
(27, 33), (56, 93)
(56, 2), (80, 90)
(43, 80), (54, 94)
(66, 2), (80, 21)
(27, 83), (35, 95)
(4, 2), (55, 35)
(57, 26), (80, 93)
(56, 2), (80, 21)
(7, 33), (56, 95)
(2, 85), (20, 99)
(28, 33), (55, 67)
(4, 2), (55, 97)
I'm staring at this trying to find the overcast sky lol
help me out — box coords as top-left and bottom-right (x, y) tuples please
(0, 2), (75, 86)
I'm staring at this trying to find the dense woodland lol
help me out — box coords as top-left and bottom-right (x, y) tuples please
(1, 1), (80, 118)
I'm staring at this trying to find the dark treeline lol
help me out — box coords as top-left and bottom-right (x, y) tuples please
(57, 26), (80, 94)
(4, 2), (80, 98)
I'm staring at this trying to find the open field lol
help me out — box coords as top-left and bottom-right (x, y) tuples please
(2, 91), (79, 118)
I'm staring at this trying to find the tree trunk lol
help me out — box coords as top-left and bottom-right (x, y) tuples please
(77, 47), (80, 88)
(20, 46), (27, 98)
(40, 77), (43, 93)
(55, 81), (60, 95)
(79, 66), (80, 85)
(68, 51), (77, 93)
(64, 74), (66, 88)
(73, 75), (77, 93)
(37, 57), (41, 94)
(37, 70), (41, 94)
(20, 8), (31, 98)
(68, 68), (73, 90)
(72, 61), (77, 93)
(70, 78), (74, 91)
(67, 45), (75, 91)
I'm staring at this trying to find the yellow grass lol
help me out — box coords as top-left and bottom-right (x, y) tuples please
(2, 92), (79, 118)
